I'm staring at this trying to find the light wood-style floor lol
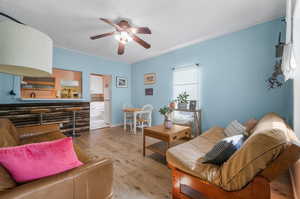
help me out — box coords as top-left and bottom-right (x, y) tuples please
(74, 126), (294, 199)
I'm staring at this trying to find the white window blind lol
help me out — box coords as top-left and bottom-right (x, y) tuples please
(173, 65), (200, 101)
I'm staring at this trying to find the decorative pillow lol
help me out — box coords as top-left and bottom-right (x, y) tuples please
(0, 137), (83, 183)
(224, 120), (246, 137)
(203, 135), (247, 165)
(243, 119), (258, 134)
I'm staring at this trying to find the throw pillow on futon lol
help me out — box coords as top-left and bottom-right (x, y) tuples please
(202, 134), (247, 165)
(224, 120), (246, 136)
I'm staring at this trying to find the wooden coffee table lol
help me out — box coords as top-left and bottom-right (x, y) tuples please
(143, 125), (192, 157)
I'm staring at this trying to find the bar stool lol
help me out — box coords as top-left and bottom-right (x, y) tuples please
(30, 109), (50, 125)
(64, 107), (82, 137)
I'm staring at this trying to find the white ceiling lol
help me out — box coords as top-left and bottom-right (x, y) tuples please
(0, 0), (285, 64)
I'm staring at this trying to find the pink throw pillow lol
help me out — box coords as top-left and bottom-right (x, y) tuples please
(0, 137), (83, 183)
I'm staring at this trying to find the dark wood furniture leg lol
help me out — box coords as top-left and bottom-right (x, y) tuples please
(198, 110), (202, 135)
(170, 164), (271, 199)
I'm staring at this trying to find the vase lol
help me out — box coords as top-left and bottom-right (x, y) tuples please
(178, 103), (187, 110)
(169, 102), (176, 109)
(164, 119), (173, 129)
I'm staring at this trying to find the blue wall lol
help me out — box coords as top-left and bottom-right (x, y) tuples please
(132, 19), (291, 131)
(0, 48), (132, 125)
(0, 19), (292, 129)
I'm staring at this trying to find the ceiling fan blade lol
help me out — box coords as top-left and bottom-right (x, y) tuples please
(90, 32), (115, 40)
(100, 18), (122, 31)
(118, 42), (125, 55)
(133, 27), (151, 34)
(129, 33), (151, 49)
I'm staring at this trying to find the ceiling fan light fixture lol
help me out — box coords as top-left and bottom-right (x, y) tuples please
(114, 31), (132, 43)
(91, 18), (151, 55)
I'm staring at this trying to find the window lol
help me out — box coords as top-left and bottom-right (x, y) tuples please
(173, 65), (200, 102)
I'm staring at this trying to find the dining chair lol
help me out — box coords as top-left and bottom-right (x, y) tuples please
(123, 103), (134, 131)
(136, 104), (153, 134)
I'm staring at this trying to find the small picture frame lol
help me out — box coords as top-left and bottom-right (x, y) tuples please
(189, 100), (197, 110)
(116, 76), (128, 88)
(145, 88), (153, 96)
(144, 73), (156, 85)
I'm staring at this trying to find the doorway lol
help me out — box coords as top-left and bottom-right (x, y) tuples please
(89, 74), (112, 130)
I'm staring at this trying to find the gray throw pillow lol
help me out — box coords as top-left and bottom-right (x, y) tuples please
(224, 120), (246, 136)
(202, 134), (247, 165)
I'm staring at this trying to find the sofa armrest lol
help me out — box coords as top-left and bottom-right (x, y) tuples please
(17, 124), (60, 139)
(0, 158), (113, 199)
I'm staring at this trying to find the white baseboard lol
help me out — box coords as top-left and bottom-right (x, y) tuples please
(110, 123), (123, 128)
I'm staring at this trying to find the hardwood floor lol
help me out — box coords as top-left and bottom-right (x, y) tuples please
(74, 126), (294, 199)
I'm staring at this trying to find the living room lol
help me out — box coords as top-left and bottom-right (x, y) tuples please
(0, 0), (299, 199)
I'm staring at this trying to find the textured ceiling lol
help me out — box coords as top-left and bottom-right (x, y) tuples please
(0, 0), (285, 63)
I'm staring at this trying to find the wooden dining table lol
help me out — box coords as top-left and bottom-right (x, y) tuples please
(123, 108), (143, 133)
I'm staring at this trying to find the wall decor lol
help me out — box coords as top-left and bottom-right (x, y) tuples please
(144, 73), (156, 85)
(145, 88), (153, 96)
(189, 100), (197, 110)
(116, 76), (128, 88)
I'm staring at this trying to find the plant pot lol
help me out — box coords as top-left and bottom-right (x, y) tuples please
(178, 103), (188, 110)
(164, 120), (173, 129)
(169, 102), (176, 109)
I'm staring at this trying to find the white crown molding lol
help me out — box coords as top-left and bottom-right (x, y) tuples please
(53, 44), (131, 64)
(132, 17), (280, 64)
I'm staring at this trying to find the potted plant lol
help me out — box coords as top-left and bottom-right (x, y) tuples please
(176, 92), (189, 110)
(159, 106), (173, 129)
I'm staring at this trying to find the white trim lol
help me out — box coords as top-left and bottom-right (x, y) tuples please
(111, 123), (123, 128)
(132, 17), (280, 64)
(53, 44), (129, 65)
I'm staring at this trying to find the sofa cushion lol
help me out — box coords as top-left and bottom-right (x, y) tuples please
(166, 127), (225, 186)
(0, 119), (20, 145)
(250, 113), (286, 135)
(0, 137), (83, 183)
(0, 165), (16, 191)
(0, 121), (19, 147)
(220, 113), (296, 191)
(203, 135), (247, 165)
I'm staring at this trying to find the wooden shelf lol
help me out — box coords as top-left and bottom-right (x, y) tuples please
(22, 88), (55, 91)
(146, 139), (189, 156)
(24, 80), (55, 86)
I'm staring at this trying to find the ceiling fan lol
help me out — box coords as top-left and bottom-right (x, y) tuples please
(90, 18), (151, 55)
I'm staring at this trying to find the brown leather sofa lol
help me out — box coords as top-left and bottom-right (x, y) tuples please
(167, 113), (300, 199)
(0, 119), (113, 199)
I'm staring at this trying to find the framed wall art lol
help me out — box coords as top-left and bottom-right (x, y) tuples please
(145, 88), (153, 96)
(116, 76), (128, 88)
(144, 73), (156, 85)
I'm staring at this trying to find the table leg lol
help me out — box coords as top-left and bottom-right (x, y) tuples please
(198, 110), (202, 135)
(143, 134), (146, 157)
(133, 112), (137, 134)
(194, 112), (200, 137)
(124, 112), (126, 130)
